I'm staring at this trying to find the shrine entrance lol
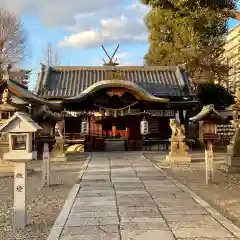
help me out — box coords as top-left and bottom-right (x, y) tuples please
(62, 81), (174, 152)
(100, 116), (129, 138)
(95, 115), (142, 151)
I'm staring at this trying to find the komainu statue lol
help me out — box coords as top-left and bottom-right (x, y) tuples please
(169, 119), (185, 137)
(166, 118), (190, 166)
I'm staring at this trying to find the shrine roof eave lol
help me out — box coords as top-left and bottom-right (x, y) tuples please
(1, 78), (61, 111)
(62, 80), (169, 104)
(167, 99), (200, 108)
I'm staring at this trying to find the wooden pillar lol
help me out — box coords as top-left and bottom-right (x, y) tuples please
(178, 110), (185, 124)
(179, 109), (189, 136)
(184, 110), (189, 136)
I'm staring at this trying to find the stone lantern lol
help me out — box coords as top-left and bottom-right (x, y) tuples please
(0, 111), (42, 230)
(0, 112), (42, 160)
(190, 104), (224, 184)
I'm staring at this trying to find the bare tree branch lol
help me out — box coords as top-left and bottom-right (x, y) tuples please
(42, 40), (61, 67)
(0, 8), (27, 66)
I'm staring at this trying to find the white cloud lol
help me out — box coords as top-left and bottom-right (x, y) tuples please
(90, 51), (131, 65)
(115, 52), (131, 59)
(120, 62), (135, 66)
(59, 3), (148, 48)
(1, 0), (149, 48)
(0, 0), (124, 27)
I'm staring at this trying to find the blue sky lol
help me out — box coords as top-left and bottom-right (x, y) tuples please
(7, 0), (148, 89)
(1, 1), (239, 89)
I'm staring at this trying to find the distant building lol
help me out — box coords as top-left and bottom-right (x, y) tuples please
(222, 24), (240, 93)
(8, 68), (30, 88)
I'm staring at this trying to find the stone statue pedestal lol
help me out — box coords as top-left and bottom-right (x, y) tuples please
(166, 136), (191, 166)
(220, 135), (240, 173)
(221, 155), (240, 173)
(50, 139), (66, 162)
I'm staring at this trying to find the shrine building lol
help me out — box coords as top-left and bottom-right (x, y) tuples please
(33, 59), (199, 152)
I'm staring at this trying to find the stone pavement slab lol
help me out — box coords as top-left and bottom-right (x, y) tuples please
(47, 152), (240, 240)
(121, 230), (175, 240)
(60, 233), (120, 240)
(65, 217), (119, 226)
(61, 225), (119, 236)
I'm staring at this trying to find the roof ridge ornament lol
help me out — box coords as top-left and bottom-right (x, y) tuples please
(101, 45), (120, 66)
(2, 88), (10, 104)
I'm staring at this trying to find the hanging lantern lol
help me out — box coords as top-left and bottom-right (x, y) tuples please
(140, 117), (149, 135)
(81, 119), (89, 135)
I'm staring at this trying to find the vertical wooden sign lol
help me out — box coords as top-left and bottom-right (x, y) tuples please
(14, 162), (27, 230)
(205, 140), (214, 184)
(43, 143), (50, 186)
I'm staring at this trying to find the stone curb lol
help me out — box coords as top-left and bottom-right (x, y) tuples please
(47, 154), (91, 240)
(143, 154), (240, 239)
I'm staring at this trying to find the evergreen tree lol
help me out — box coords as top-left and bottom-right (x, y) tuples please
(142, 0), (238, 85)
(197, 82), (234, 110)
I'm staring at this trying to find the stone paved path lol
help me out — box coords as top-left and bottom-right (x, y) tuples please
(59, 153), (238, 240)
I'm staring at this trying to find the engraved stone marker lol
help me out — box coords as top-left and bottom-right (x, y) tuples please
(43, 142), (50, 186)
(14, 162), (27, 230)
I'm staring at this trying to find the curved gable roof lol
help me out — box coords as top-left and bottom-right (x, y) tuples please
(64, 79), (169, 103)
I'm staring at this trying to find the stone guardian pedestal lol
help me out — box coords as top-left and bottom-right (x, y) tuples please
(166, 136), (191, 166)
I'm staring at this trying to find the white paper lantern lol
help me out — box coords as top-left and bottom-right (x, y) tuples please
(140, 118), (149, 135)
(81, 121), (89, 135)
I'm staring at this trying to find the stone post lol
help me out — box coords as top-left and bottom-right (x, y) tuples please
(205, 140), (214, 184)
(43, 142), (50, 186)
(13, 161), (27, 230)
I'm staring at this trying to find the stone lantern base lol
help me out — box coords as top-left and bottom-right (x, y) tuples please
(166, 136), (191, 166)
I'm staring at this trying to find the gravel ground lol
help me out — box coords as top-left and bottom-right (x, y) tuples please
(0, 160), (85, 240)
(144, 152), (240, 228)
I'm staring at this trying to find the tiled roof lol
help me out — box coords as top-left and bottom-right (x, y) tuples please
(7, 78), (45, 103)
(35, 65), (195, 99)
(0, 78), (61, 110)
